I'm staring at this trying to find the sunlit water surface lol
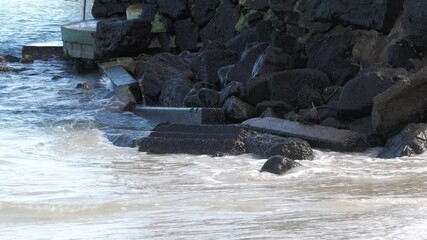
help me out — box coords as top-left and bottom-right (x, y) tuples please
(1, 1), (427, 239)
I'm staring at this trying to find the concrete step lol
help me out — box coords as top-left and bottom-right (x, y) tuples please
(243, 117), (368, 152)
(139, 124), (249, 156)
(134, 106), (225, 125)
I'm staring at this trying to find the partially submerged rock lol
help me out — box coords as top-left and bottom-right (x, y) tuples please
(260, 156), (301, 175)
(378, 123), (427, 159)
(245, 133), (313, 160)
(372, 67), (427, 138)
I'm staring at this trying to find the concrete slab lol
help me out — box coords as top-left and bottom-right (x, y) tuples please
(22, 41), (64, 60)
(139, 124), (248, 155)
(98, 64), (142, 109)
(134, 106), (225, 125)
(243, 117), (368, 152)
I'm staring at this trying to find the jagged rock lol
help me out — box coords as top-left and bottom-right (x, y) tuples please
(226, 28), (258, 57)
(190, 0), (221, 26)
(378, 123), (427, 159)
(139, 53), (193, 100)
(141, 2), (157, 21)
(159, 77), (194, 107)
(247, 69), (330, 106)
(338, 68), (408, 118)
(372, 67), (427, 137)
(400, 0), (427, 52)
(197, 47), (239, 86)
(317, 101), (341, 121)
(95, 19), (152, 58)
(299, 0), (403, 32)
(184, 88), (221, 108)
(260, 156), (301, 175)
(223, 96), (257, 122)
(219, 81), (246, 105)
(255, 20), (274, 43)
(306, 26), (360, 85)
(200, 0), (241, 43)
(174, 18), (200, 52)
(156, 0), (188, 18)
(252, 45), (295, 77)
(296, 85), (323, 109)
(223, 42), (268, 86)
(386, 38), (420, 70)
(246, 133), (313, 159)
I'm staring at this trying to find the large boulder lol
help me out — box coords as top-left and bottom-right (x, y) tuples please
(223, 96), (257, 122)
(174, 18), (200, 52)
(226, 28), (258, 57)
(400, 0), (427, 53)
(298, 0), (403, 32)
(378, 123), (427, 159)
(338, 68), (408, 118)
(200, 0), (241, 43)
(156, 0), (189, 18)
(372, 67), (427, 138)
(260, 156), (301, 175)
(197, 47), (239, 86)
(306, 26), (361, 85)
(159, 77), (194, 107)
(190, 0), (221, 26)
(222, 42), (268, 86)
(184, 88), (221, 108)
(245, 133), (313, 160)
(139, 53), (194, 100)
(247, 69), (330, 106)
(252, 45), (295, 77)
(95, 19), (152, 58)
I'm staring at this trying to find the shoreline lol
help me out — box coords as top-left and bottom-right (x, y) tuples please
(3, 0), (427, 174)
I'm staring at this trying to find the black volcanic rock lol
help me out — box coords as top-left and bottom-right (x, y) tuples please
(200, 0), (241, 43)
(95, 19), (152, 59)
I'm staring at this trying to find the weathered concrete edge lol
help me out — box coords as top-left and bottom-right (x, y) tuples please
(242, 118), (368, 152)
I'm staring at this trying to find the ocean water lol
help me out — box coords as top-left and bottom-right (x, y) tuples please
(1, 1), (427, 239)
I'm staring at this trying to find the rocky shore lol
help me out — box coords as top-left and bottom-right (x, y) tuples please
(4, 0), (427, 175)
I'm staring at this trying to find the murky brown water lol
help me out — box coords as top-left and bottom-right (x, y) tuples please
(1, 1), (427, 239)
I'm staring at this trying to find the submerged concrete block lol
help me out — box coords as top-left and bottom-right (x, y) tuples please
(243, 117), (368, 152)
(22, 41), (64, 61)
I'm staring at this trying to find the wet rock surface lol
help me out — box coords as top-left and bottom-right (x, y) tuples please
(260, 156), (301, 175)
(378, 123), (427, 159)
(245, 133), (313, 160)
